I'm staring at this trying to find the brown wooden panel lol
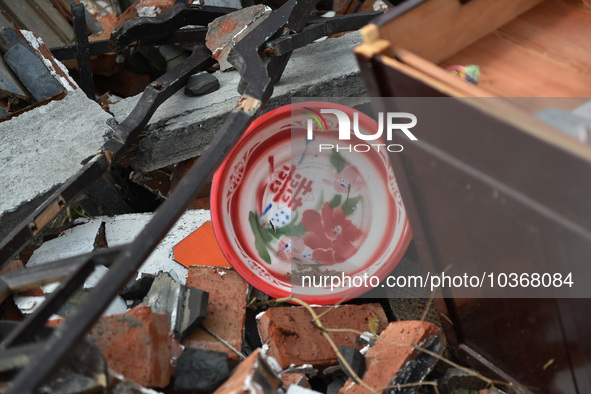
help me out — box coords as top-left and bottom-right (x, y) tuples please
(441, 0), (591, 97)
(364, 0), (543, 63)
(356, 52), (591, 392)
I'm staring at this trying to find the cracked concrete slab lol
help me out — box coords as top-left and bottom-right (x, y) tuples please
(110, 32), (366, 172)
(23, 209), (210, 295)
(0, 88), (113, 240)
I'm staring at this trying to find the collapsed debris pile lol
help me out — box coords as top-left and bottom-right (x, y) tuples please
(1, 215), (449, 393)
(0, 0), (518, 393)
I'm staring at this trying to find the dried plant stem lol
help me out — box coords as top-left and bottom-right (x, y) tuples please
(323, 327), (515, 390)
(273, 296), (379, 393)
(201, 324), (246, 360)
(249, 296), (526, 392)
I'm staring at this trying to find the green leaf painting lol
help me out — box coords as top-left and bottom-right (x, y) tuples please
(342, 195), (362, 216)
(329, 194), (342, 208)
(249, 211), (272, 264)
(330, 148), (346, 173)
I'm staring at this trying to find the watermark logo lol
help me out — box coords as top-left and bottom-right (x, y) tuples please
(304, 107), (418, 153)
(303, 107), (328, 133)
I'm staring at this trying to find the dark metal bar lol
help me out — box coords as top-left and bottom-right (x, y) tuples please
(230, 0), (299, 101)
(267, 12), (382, 56)
(110, 46), (214, 153)
(109, 3), (234, 51)
(265, 0), (320, 89)
(0, 246), (125, 304)
(2, 258), (95, 348)
(71, 1), (94, 99)
(141, 26), (208, 46)
(50, 39), (112, 61)
(50, 27), (208, 61)
(0, 343), (40, 373)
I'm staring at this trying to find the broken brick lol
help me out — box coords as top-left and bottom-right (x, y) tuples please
(339, 321), (443, 393)
(173, 221), (231, 269)
(213, 349), (281, 394)
(0, 260), (24, 274)
(191, 196), (210, 210)
(182, 266), (247, 362)
(129, 169), (173, 199)
(91, 51), (128, 77)
(257, 304), (388, 371)
(88, 305), (173, 388)
(281, 373), (311, 389)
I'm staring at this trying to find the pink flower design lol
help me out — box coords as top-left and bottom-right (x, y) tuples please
(301, 202), (362, 265)
(324, 167), (362, 193)
(276, 237), (305, 262)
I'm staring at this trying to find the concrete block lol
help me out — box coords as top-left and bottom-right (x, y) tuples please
(110, 32), (366, 172)
(19, 209), (209, 304)
(204, 0), (241, 8)
(4, 43), (64, 102)
(0, 88), (112, 241)
(102, 209), (210, 282)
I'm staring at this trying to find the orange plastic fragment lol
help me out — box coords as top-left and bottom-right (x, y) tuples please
(173, 221), (231, 268)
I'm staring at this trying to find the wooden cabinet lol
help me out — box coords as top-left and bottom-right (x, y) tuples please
(355, 1), (591, 392)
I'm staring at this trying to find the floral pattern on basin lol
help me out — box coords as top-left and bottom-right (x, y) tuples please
(248, 148), (365, 267)
(210, 102), (412, 304)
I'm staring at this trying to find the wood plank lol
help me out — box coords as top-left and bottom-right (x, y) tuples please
(0, 0), (74, 47)
(365, 0), (543, 63)
(441, 0), (591, 97)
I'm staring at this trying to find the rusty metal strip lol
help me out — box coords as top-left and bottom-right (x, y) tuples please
(71, 2), (94, 99)
(29, 196), (65, 236)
